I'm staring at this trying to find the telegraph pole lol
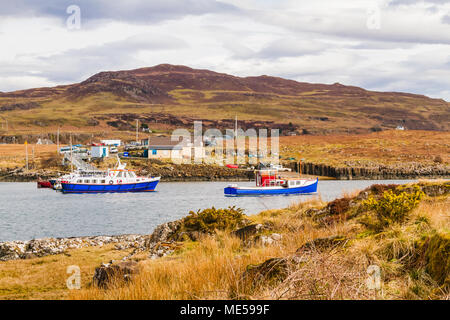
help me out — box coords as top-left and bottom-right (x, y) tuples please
(70, 133), (73, 172)
(56, 126), (60, 154)
(136, 119), (139, 144)
(25, 141), (29, 172)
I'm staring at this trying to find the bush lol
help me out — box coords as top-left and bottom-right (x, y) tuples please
(368, 184), (398, 195)
(327, 197), (351, 215)
(183, 206), (245, 234)
(363, 185), (425, 228)
(433, 155), (443, 164)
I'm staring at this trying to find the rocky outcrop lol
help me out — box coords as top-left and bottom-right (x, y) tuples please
(0, 234), (148, 261)
(296, 235), (347, 253)
(93, 260), (139, 289)
(136, 162), (254, 182)
(293, 162), (450, 180)
(0, 168), (62, 182)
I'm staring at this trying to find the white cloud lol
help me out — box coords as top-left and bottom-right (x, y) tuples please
(0, 0), (450, 100)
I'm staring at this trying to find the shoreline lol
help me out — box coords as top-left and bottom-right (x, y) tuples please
(1, 165), (449, 182)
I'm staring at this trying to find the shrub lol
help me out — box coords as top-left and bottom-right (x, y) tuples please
(368, 184), (398, 195)
(433, 155), (443, 164)
(183, 206), (245, 234)
(363, 185), (425, 228)
(327, 197), (351, 215)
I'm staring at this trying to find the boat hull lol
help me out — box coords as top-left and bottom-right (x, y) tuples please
(224, 178), (318, 196)
(37, 180), (53, 188)
(61, 178), (160, 194)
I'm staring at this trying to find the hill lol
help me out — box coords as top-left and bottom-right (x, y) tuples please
(0, 64), (449, 135)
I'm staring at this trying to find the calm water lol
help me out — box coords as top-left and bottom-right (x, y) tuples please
(0, 180), (415, 242)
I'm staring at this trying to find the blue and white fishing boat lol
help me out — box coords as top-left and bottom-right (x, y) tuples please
(59, 159), (160, 194)
(224, 169), (318, 196)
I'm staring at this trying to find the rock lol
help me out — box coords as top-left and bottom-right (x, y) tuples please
(421, 184), (449, 197)
(148, 241), (181, 260)
(148, 220), (183, 244)
(256, 233), (282, 246)
(296, 235), (347, 253)
(0, 234), (149, 262)
(271, 233), (282, 241)
(231, 224), (264, 241)
(240, 258), (290, 290)
(93, 260), (139, 289)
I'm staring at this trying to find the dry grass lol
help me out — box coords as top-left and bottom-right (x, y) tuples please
(1, 182), (448, 300)
(280, 130), (450, 167)
(0, 245), (133, 300)
(0, 144), (58, 169)
(70, 182), (449, 300)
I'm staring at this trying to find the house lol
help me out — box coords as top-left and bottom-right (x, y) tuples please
(101, 139), (121, 146)
(147, 136), (204, 161)
(396, 125), (406, 131)
(91, 145), (109, 158)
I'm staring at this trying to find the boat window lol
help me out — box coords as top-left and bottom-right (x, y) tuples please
(84, 180), (89, 183)
(101, 180), (106, 184)
(92, 180), (97, 184)
(77, 179), (82, 183)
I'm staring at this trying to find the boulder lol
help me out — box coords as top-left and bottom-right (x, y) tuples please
(296, 235), (347, 253)
(148, 241), (181, 259)
(93, 260), (139, 289)
(231, 224), (264, 241)
(255, 233), (282, 246)
(147, 220), (183, 244)
(239, 258), (290, 292)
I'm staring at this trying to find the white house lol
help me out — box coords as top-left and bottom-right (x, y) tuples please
(91, 146), (109, 158)
(101, 139), (121, 146)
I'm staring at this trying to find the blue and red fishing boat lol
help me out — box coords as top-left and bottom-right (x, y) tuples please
(58, 159), (160, 194)
(224, 169), (318, 196)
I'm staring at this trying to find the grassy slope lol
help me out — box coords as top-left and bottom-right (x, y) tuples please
(1, 130), (448, 170)
(0, 74), (448, 135)
(279, 130), (450, 167)
(0, 245), (133, 300)
(1, 181), (448, 300)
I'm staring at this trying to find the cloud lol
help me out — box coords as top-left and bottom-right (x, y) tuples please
(0, 33), (188, 85)
(0, 0), (240, 26)
(1, 0), (450, 101)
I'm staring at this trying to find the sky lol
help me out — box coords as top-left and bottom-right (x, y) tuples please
(1, 0), (450, 100)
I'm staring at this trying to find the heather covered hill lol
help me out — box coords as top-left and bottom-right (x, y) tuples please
(0, 64), (448, 134)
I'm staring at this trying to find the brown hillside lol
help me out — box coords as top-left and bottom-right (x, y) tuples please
(0, 64), (448, 134)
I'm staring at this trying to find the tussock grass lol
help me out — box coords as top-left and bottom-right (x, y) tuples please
(1, 181), (448, 300)
(70, 182), (449, 300)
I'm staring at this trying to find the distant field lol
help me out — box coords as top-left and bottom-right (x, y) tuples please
(0, 144), (57, 169)
(0, 131), (448, 170)
(279, 130), (450, 167)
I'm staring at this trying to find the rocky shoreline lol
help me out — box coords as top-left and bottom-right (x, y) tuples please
(1, 162), (449, 182)
(0, 234), (150, 261)
(0, 164), (255, 182)
(293, 162), (450, 180)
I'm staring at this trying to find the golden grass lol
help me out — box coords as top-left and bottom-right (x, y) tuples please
(1, 182), (448, 300)
(0, 245), (133, 300)
(70, 183), (449, 300)
(0, 144), (58, 169)
(280, 130), (450, 167)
